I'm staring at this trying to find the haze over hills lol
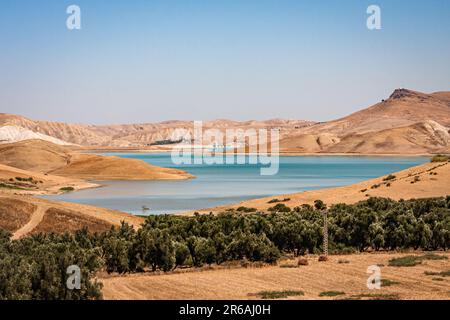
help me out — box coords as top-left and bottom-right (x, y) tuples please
(1, 88), (450, 154)
(0, 113), (314, 148)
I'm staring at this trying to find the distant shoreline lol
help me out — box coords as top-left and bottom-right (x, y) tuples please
(78, 147), (434, 158)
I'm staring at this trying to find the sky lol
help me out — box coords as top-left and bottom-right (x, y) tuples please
(0, 0), (449, 124)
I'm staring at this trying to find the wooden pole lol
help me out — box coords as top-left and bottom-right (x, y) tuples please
(323, 210), (328, 257)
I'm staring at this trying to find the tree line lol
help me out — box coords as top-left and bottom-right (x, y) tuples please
(0, 196), (449, 299)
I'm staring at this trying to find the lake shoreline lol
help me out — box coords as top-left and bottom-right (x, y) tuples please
(43, 154), (429, 216)
(77, 147), (435, 157)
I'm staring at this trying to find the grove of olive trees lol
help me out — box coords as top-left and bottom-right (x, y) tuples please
(0, 196), (449, 299)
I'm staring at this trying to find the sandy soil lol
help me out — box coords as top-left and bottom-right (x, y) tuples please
(11, 204), (48, 240)
(182, 161), (450, 215)
(0, 197), (35, 233)
(0, 163), (99, 195)
(100, 252), (450, 300)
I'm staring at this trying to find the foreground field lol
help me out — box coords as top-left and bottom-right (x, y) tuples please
(101, 252), (450, 300)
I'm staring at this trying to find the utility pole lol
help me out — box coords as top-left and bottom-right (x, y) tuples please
(322, 209), (329, 258)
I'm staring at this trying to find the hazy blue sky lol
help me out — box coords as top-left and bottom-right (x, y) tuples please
(1, 0), (449, 124)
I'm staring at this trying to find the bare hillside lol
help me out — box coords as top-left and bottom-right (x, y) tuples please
(0, 140), (193, 180)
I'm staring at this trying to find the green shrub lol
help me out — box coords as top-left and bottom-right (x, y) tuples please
(0, 183), (25, 190)
(236, 206), (257, 213)
(424, 270), (450, 277)
(350, 293), (400, 300)
(257, 290), (304, 299)
(268, 203), (291, 213)
(319, 291), (345, 297)
(431, 154), (450, 162)
(59, 186), (75, 192)
(381, 279), (400, 287)
(383, 174), (396, 181)
(389, 254), (447, 267)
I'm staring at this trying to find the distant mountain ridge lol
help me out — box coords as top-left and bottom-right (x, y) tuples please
(0, 113), (314, 148)
(280, 88), (450, 154)
(1, 88), (450, 154)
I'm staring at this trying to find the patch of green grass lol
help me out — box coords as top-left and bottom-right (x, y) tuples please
(59, 186), (75, 192)
(388, 254), (447, 267)
(381, 279), (400, 287)
(279, 264), (298, 268)
(338, 259), (350, 264)
(319, 291), (345, 297)
(421, 253), (448, 261)
(432, 278), (444, 281)
(424, 270), (450, 277)
(351, 293), (400, 300)
(0, 183), (25, 190)
(257, 290), (304, 299)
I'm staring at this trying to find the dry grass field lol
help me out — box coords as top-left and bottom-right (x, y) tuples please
(30, 207), (113, 235)
(100, 252), (450, 300)
(0, 198), (35, 233)
(0, 194), (145, 239)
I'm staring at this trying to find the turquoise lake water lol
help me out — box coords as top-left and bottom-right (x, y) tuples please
(44, 154), (428, 215)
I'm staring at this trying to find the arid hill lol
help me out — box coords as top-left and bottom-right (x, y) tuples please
(50, 153), (193, 180)
(304, 89), (450, 135)
(0, 139), (70, 173)
(325, 120), (450, 154)
(0, 139), (193, 180)
(0, 194), (144, 238)
(0, 113), (314, 147)
(1, 88), (449, 154)
(281, 89), (450, 154)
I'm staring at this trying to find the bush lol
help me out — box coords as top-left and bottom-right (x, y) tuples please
(431, 154), (450, 162)
(381, 279), (400, 287)
(268, 203), (291, 213)
(319, 291), (345, 297)
(60, 186), (75, 192)
(0, 229), (102, 300)
(257, 290), (304, 299)
(383, 174), (396, 181)
(236, 206), (257, 213)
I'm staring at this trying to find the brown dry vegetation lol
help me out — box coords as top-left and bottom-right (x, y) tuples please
(30, 207), (113, 234)
(100, 252), (450, 300)
(0, 197), (35, 232)
(0, 194), (144, 239)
